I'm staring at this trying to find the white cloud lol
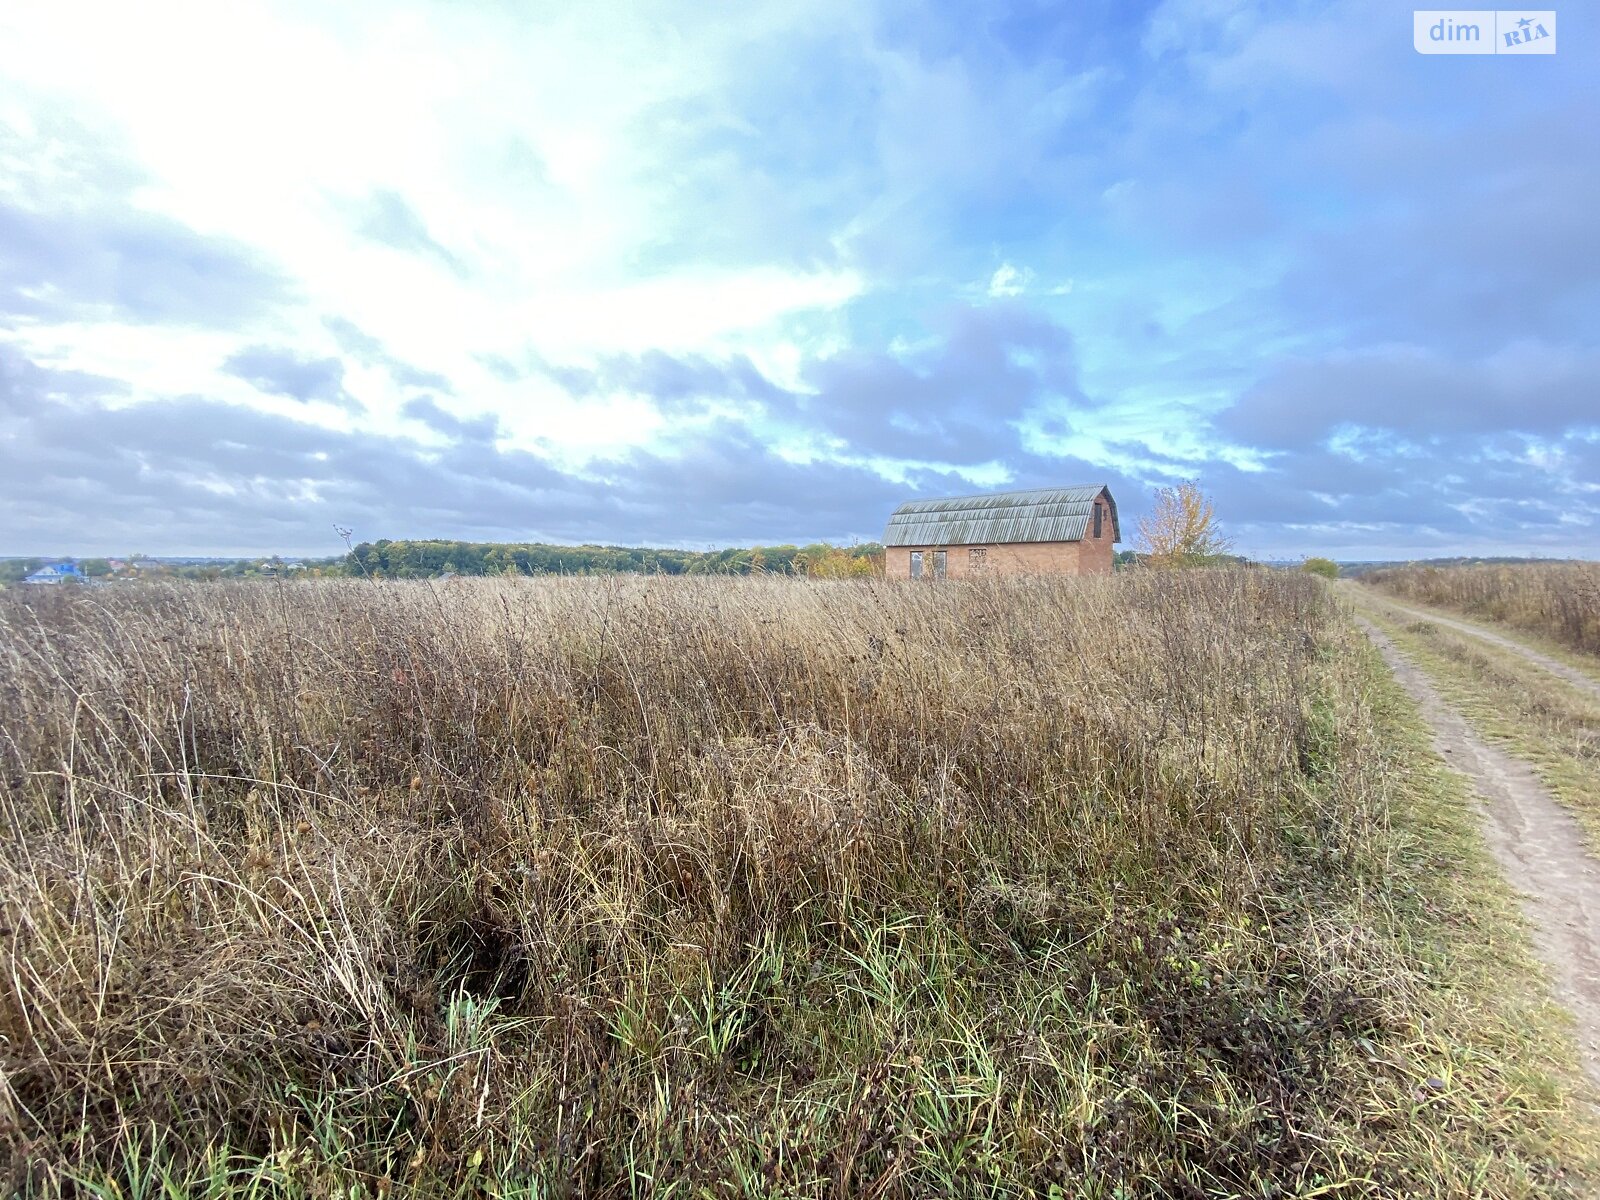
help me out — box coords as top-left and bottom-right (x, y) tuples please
(0, 0), (868, 454)
(985, 261), (1073, 300)
(987, 262), (1030, 297)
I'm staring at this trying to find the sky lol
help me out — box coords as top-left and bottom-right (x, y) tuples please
(1, 0), (1596, 561)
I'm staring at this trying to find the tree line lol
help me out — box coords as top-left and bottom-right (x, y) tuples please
(2, 542), (888, 585)
(342, 539), (886, 578)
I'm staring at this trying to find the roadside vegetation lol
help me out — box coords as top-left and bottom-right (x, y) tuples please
(1, 573), (1594, 1196)
(1363, 562), (1600, 659)
(1351, 593), (1600, 851)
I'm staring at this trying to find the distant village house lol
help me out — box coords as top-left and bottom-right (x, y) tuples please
(23, 562), (85, 585)
(883, 485), (1120, 578)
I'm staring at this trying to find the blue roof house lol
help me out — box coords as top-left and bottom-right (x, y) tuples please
(24, 562), (85, 585)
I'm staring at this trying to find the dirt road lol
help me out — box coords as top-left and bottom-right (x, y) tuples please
(1354, 588), (1600, 703)
(1358, 616), (1600, 1089)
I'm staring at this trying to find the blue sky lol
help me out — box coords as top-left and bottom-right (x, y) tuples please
(1, 0), (1595, 559)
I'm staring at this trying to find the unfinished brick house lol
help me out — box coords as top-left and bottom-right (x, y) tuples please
(883, 485), (1120, 579)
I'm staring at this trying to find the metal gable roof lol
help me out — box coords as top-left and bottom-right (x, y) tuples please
(883, 485), (1120, 547)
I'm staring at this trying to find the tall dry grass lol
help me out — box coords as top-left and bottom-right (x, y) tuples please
(0, 573), (1586, 1196)
(1363, 562), (1600, 658)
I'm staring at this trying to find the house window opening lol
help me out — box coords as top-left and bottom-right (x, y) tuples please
(969, 547), (987, 570)
(909, 550), (923, 579)
(932, 550), (947, 578)
(1093, 505), (1103, 539)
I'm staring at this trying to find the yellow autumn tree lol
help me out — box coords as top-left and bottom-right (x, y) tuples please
(1136, 480), (1233, 568)
(848, 552), (883, 578)
(798, 545), (883, 578)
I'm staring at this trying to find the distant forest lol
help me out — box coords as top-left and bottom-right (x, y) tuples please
(0, 541), (889, 584)
(344, 539), (885, 578)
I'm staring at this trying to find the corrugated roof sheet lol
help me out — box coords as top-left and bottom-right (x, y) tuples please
(883, 485), (1120, 547)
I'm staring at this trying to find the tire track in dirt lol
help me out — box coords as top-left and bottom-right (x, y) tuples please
(1353, 588), (1600, 703)
(1357, 616), (1600, 1089)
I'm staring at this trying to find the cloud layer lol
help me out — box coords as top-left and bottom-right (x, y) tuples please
(1, 0), (1595, 558)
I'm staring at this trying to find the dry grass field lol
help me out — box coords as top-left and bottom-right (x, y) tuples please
(1362, 563), (1600, 659)
(0, 573), (1593, 1197)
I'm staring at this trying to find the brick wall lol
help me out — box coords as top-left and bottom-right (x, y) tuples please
(1076, 498), (1116, 574)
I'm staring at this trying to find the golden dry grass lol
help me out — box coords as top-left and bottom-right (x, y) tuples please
(1363, 563), (1600, 659)
(0, 572), (1593, 1197)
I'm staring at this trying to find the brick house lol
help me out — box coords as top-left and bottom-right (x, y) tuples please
(883, 485), (1121, 579)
